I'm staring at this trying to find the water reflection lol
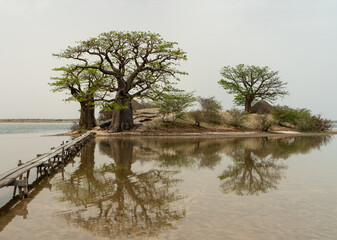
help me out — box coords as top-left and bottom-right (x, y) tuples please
(126, 136), (331, 196)
(218, 137), (331, 195)
(54, 139), (185, 239)
(219, 148), (287, 195)
(52, 135), (331, 238)
(0, 166), (61, 232)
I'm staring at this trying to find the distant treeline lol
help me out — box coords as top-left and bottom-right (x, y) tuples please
(0, 119), (76, 122)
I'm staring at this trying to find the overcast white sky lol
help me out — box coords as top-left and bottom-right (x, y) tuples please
(0, 0), (336, 119)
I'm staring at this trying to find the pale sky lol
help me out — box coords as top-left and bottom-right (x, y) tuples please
(0, 0), (336, 119)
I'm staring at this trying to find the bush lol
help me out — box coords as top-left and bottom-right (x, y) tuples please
(189, 110), (203, 127)
(272, 106), (298, 125)
(225, 108), (247, 128)
(257, 114), (275, 132)
(197, 97), (223, 124)
(155, 90), (195, 122)
(312, 114), (332, 131)
(272, 106), (332, 132)
(293, 111), (317, 132)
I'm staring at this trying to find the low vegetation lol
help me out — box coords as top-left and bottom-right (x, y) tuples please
(272, 106), (332, 132)
(257, 114), (276, 132)
(224, 108), (247, 128)
(155, 90), (195, 123)
(189, 97), (223, 126)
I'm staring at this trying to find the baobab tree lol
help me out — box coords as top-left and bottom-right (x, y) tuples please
(218, 64), (288, 113)
(53, 31), (187, 132)
(50, 66), (112, 129)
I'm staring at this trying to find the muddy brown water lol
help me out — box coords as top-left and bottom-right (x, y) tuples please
(0, 135), (337, 239)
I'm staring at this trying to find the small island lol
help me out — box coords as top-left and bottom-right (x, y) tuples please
(49, 31), (334, 137)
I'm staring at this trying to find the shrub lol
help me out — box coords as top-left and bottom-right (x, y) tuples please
(272, 106), (298, 125)
(225, 108), (247, 128)
(272, 106), (332, 132)
(189, 110), (203, 127)
(257, 114), (275, 132)
(155, 90), (195, 123)
(197, 97), (223, 124)
(312, 114), (332, 131)
(293, 111), (317, 132)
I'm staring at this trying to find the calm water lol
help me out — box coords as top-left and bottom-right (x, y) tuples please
(0, 122), (72, 135)
(0, 132), (337, 240)
(0, 123), (72, 172)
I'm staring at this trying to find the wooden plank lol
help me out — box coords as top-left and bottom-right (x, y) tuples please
(0, 132), (94, 188)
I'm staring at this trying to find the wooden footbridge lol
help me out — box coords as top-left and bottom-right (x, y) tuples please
(0, 132), (95, 198)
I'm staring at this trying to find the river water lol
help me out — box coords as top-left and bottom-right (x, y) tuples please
(0, 124), (337, 239)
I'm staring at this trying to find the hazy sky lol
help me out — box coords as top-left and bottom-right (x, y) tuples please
(1, 0), (336, 119)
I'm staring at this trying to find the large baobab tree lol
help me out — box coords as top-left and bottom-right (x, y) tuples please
(53, 31), (187, 132)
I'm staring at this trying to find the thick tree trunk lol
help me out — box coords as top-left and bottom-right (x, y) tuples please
(244, 99), (253, 113)
(108, 97), (134, 132)
(79, 101), (96, 130)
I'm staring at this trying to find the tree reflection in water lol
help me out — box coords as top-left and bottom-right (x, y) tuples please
(219, 149), (287, 195)
(54, 139), (185, 239)
(53, 135), (331, 238)
(127, 136), (331, 196)
(218, 136), (332, 195)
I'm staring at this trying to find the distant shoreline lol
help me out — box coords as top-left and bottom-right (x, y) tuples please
(0, 120), (74, 123)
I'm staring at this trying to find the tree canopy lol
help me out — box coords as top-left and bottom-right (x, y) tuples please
(218, 64), (288, 112)
(50, 66), (112, 129)
(53, 31), (187, 131)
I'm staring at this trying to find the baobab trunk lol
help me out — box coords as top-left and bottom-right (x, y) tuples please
(244, 99), (253, 113)
(79, 102), (96, 130)
(108, 97), (134, 132)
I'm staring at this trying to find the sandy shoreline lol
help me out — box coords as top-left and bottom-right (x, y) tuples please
(54, 128), (337, 138)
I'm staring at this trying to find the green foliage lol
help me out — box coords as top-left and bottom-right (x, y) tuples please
(50, 66), (112, 104)
(197, 97), (223, 124)
(225, 108), (248, 128)
(312, 114), (332, 131)
(155, 90), (195, 122)
(53, 31), (188, 131)
(218, 64), (288, 112)
(272, 106), (332, 132)
(54, 31), (187, 103)
(272, 106), (299, 125)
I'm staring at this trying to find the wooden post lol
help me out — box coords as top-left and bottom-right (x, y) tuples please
(47, 160), (51, 176)
(13, 160), (23, 197)
(62, 147), (65, 160)
(26, 170), (30, 181)
(23, 176), (28, 198)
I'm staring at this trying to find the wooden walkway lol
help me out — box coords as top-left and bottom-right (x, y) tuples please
(0, 132), (95, 198)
